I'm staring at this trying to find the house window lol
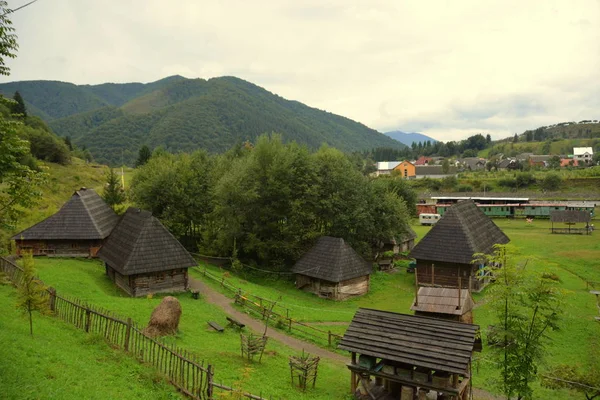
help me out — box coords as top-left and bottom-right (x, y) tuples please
(404, 169), (408, 177)
(155, 273), (165, 282)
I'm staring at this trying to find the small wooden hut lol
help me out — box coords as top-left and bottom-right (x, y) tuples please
(12, 188), (118, 257)
(339, 308), (480, 400)
(409, 200), (509, 292)
(292, 236), (372, 300)
(98, 208), (196, 297)
(411, 286), (475, 323)
(550, 210), (592, 235)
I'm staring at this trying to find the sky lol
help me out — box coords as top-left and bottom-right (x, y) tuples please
(2, 0), (599, 142)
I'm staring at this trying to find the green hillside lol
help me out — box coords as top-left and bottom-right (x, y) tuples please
(1, 76), (405, 165)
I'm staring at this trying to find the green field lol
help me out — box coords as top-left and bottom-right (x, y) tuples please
(5, 218), (599, 399)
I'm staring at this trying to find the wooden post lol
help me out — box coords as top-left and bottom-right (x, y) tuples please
(458, 278), (462, 310)
(206, 364), (213, 399)
(414, 270), (419, 306)
(48, 287), (56, 312)
(328, 331), (332, 347)
(432, 264), (435, 285)
(85, 308), (91, 332)
(124, 318), (132, 352)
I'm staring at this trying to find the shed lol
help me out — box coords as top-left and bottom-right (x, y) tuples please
(12, 188), (118, 257)
(409, 200), (509, 292)
(339, 308), (480, 400)
(292, 236), (372, 300)
(98, 208), (197, 297)
(411, 286), (475, 323)
(550, 210), (592, 235)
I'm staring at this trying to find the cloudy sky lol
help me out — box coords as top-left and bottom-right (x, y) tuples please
(2, 0), (599, 141)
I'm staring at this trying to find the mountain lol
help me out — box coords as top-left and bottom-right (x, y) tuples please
(0, 76), (405, 165)
(384, 130), (438, 146)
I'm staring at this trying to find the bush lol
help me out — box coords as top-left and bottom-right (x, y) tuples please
(457, 184), (473, 192)
(498, 178), (516, 188)
(516, 172), (536, 188)
(441, 176), (458, 189)
(540, 174), (562, 191)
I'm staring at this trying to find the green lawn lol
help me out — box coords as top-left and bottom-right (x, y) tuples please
(0, 284), (180, 400)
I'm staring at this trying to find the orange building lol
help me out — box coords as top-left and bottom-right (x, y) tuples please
(393, 160), (416, 178)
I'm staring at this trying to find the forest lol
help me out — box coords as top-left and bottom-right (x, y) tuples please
(129, 134), (415, 270)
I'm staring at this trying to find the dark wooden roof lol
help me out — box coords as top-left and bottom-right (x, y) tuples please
(338, 308), (479, 375)
(292, 236), (372, 283)
(411, 287), (474, 316)
(409, 200), (509, 264)
(12, 188), (118, 240)
(98, 208), (196, 275)
(550, 210), (591, 223)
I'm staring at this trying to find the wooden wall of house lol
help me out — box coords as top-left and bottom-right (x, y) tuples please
(399, 239), (415, 252)
(416, 261), (486, 292)
(16, 239), (103, 257)
(130, 269), (188, 298)
(296, 274), (369, 300)
(106, 266), (134, 296)
(414, 310), (473, 324)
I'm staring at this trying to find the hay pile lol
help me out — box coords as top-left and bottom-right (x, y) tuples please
(143, 296), (182, 337)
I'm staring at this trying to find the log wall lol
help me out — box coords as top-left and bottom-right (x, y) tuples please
(296, 274), (370, 301)
(16, 239), (103, 257)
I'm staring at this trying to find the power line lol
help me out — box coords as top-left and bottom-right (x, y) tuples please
(3, 0), (39, 15)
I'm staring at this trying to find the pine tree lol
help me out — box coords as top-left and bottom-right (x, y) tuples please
(11, 90), (27, 118)
(102, 168), (126, 210)
(64, 136), (73, 151)
(135, 145), (152, 167)
(16, 251), (48, 336)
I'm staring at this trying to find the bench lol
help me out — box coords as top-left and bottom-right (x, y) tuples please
(226, 316), (245, 330)
(208, 321), (224, 332)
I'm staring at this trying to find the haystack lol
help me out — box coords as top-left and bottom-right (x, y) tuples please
(144, 296), (182, 337)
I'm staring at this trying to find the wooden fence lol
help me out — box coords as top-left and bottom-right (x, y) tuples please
(196, 268), (343, 347)
(0, 256), (276, 400)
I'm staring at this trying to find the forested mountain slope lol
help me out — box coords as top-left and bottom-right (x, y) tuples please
(0, 76), (404, 165)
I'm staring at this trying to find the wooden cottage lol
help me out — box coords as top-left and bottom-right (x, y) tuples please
(409, 200), (509, 292)
(292, 236), (372, 300)
(411, 286), (475, 323)
(12, 188), (118, 257)
(339, 308), (480, 400)
(97, 208), (197, 297)
(550, 210), (592, 235)
(374, 226), (418, 271)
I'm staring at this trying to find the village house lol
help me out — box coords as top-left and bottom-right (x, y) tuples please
(414, 165), (457, 179)
(98, 208), (197, 297)
(374, 161), (401, 176)
(527, 155), (551, 168)
(409, 200), (510, 292)
(573, 147), (594, 165)
(414, 156), (433, 166)
(339, 308), (480, 400)
(560, 158), (579, 167)
(459, 157), (487, 171)
(12, 188), (118, 257)
(395, 160), (416, 179)
(292, 236), (372, 300)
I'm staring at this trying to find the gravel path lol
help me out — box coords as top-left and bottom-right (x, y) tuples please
(188, 277), (347, 364)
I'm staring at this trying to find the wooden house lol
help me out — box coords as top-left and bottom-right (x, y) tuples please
(411, 286), (474, 323)
(97, 208), (197, 297)
(409, 200), (509, 292)
(374, 226), (418, 271)
(395, 160), (416, 179)
(292, 236), (372, 300)
(12, 188), (118, 257)
(339, 308), (480, 400)
(550, 210), (592, 235)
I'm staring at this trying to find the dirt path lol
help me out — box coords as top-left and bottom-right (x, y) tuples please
(188, 277), (347, 364)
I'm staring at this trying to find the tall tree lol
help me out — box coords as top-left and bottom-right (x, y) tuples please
(16, 251), (48, 336)
(102, 168), (126, 211)
(11, 90), (27, 118)
(64, 135), (73, 151)
(486, 134), (492, 144)
(135, 145), (152, 167)
(480, 245), (563, 400)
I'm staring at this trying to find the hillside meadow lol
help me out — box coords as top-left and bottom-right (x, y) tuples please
(18, 217), (597, 399)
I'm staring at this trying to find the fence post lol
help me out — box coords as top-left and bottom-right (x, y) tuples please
(84, 308), (91, 332)
(206, 364), (213, 399)
(288, 318), (292, 332)
(328, 331), (332, 347)
(221, 277), (224, 287)
(124, 318), (132, 352)
(48, 287), (56, 312)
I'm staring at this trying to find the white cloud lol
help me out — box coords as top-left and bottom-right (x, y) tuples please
(3, 0), (599, 141)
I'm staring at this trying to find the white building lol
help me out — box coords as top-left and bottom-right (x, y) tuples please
(573, 147), (594, 165)
(375, 161), (401, 176)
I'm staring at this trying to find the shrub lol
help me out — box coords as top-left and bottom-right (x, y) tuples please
(540, 174), (562, 191)
(457, 184), (473, 192)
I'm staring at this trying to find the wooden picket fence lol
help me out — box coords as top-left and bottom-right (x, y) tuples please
(0, 256), (276, 400)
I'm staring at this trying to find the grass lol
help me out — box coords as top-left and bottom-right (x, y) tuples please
(31, 258), (352, 400)
(0, 283), (181, 400)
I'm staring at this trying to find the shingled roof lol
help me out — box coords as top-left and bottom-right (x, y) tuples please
(12, 188), (118, 240)
(409, 200), (509, 264)
(338, 308), (480, 375)
(97, 208), (196, 275)
(292, 236), (372, 283)
(411, 287), (474, 316)
(550, 210), (591, 223)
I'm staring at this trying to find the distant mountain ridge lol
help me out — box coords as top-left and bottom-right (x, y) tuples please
(384, 130), (437, 146)
(0, 76), (405, 165)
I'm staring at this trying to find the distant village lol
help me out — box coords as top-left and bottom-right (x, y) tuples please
(374, 146), (595, 178)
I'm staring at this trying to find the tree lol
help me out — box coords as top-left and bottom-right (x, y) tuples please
(540, 173), (562, 191)
(64, 135), (73, 151)
(0, 1), (18, 77)
(480, 245), (563, 400)
(547, 155), (561, 169)
(442, 159), (450, 174)
(513, 134), (519, 143)
(486, 134), (492, 144)
(102, 168), (126, 211)
(542, 364), (600, 400)
(135, 145), (152, 167)
(11, 90), (26, 118)
(16, 251), (48, 336)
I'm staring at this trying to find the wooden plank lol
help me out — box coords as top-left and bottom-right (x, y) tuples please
(208, 321), (224, 332)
